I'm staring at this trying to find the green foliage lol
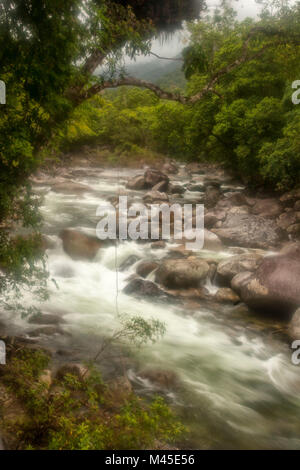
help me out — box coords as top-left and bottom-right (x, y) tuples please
(60, 1), (300, 189)
(1, 348), (184, 450)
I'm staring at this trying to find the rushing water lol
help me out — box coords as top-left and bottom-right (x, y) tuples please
(3, 164), (300, 449)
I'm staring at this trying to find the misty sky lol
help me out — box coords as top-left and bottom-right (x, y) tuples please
(127, 0), (262, 65)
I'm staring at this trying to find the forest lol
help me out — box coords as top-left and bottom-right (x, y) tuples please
(0, 0), (300, 452)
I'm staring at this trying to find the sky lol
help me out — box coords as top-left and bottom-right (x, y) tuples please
(126, 0), (262, 65)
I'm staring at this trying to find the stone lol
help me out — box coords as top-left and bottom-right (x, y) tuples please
(155, 258), (209, 289)
(60, 229), (102, 260)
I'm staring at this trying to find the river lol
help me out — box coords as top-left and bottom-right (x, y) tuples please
(3, 162), (300, 449)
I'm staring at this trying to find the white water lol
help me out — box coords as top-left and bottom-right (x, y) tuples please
(4, 165), (300, 449)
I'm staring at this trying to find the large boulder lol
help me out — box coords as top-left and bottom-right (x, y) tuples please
(212, 213), (285, 249)
(60, 229), (102, 260)
(155, 258), (209, 289)
(280, 188), (300, 207)
(252, 198), (283, 218)
(144, 169), (169, 188)
(216, 253), (263, 287)
(235, 254), (300, 318)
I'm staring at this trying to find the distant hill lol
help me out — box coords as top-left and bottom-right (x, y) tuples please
(125, 57), (186, 90)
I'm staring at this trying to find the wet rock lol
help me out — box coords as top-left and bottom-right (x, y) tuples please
(126, 175), (147, 190)
(143, 190), (169, 203)
(169, 184), (185, 195)
(162, 162), (178, 174)
(216, 253), (263, 286)
(280, 241), (300, 257)
(280, 188), (300, 206)
(140, 369), (179, 390)
(277, 211), (298, 230)
(123, 278), (167, 298)
(214, 288), (240, 304)
(151, 241), (166, 249)
(289, 308), (300, 340)
(28, 313), (66, 325)
(203, 229), (223, 251)
(155, 258), (209, 289)
(144, 168), (169, 188)
(225, 192), (248, 207)
(186, 162), (204, 174)
(237, 254), (300, 318)
(187, 183), (205, 192)
(205, 185), (220, 209)
(231, 271), (253, 294)
(152, 180), (169, 192)
(212, 213), (285, 249)
(136, 261), (159, 278)
(60, 229), (102, 261)
(119, 255), (140, 272)
(287, 223), (300, 236)
(51, 181), (91, 194)
(204, 210), (226, 229)
(252, 198), (283, 218)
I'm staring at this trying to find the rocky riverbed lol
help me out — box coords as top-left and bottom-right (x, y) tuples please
(1, 152), (300, 449)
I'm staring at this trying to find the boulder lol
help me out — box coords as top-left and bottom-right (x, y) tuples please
(203, 229), (223, 251)
(144, 169), (169, 188)
(169, 184), (185, 195)
(216, 253), (263, 286)
(123, 278), (167, 298)
(136, 261), (159, 278)
(225, 192), (248, 207)
(186, 162), (204, 174)
(212, 213), (285, 249)
(151, 241), (166, 249)
(277, 211), (298, 230)
(205, 185), (220, 209)
(143, 190), (169, 203)
(152, 180), (169, 192)
(204, 210), (226, 229)
(280, 241), (300, 257)
(231, 271), (253, 294)
(139, 369), (179, 389)
(60, 229), (103, 261)
(162, 162), (178, 174)
(252, 198), (283, 218)
(236, 254), (300, 318)
(155, 258), (209, 289)
(119, 255), (140, 272)
(280, 188), (300, 206)
(214, 288), (240, 304)
(287, 223), (300, 236)
(126, 175), (147, 190)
